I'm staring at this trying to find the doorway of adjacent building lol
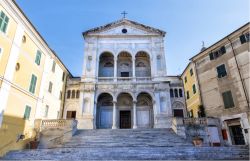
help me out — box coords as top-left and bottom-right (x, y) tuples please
(229, 125), (245, 145)
(120, 111), (131, 129)
(66, 111), (76, 119)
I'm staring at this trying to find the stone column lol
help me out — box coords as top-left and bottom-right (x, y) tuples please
(132, 57), (136, 81)
(112, 101), (117, 129)
(114, 57), (117, 82)
(133, 101), (137, 129)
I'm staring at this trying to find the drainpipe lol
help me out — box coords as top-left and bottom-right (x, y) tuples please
(227, 36), (249, 108)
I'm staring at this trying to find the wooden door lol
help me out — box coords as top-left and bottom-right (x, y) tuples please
(120, 111), (131, 129)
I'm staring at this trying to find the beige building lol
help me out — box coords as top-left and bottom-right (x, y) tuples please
(190, 22), (249, 145)
(0, 0), (70, 156)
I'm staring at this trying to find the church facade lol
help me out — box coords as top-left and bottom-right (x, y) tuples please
(64, 19), (186, 129)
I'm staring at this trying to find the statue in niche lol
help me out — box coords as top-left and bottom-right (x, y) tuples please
(86, 55), (92, 71)
(136, 62), (146, 67)
(104, 62), (113, 67)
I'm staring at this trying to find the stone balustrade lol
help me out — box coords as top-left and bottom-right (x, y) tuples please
(40, 119), (78, 131)
(183, 117), (207, 125)
(98, 77), (152, 82)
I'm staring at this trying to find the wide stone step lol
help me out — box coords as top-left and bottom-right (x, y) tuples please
(3, 146), (249, 160)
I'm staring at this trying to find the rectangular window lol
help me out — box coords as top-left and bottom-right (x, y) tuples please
(192, 84), (196, 94)
(209, 52), (214, 60)
(35, 50), (42, 65)
(48, 81), (53, 93)
(44, 105), (49, 117)
(121, 72), (129, 77)
(0, 11), (9, 33)
(186, 91), (190, 99)
(52, 61), (56, 72)
(222, 91), (235, 109)
(184, 76), (187, 83)
(220, 46), (226, 54)
(217, 64), (227, 78)
(29, 74), (37, 94)
(240, 33), (250, 44)
(24, 105), (31, 120)
(62, 72), (65, 81)
(190, 68), (193, 76)
(60, 91), (62, 100)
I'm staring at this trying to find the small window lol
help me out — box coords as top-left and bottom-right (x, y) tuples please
(179, 89), (183, 97)
(48, 82), (53, 93)
(67, 90), (71, 99)
(220, 46), (226, 54)
(0, 47), (2, 54)
(24, 105), (31, 120)
(71, 90), (75, 99)
(192, 84), (196, 94)
(173, 109), (184, 117)
(184, 76), (187, 83)
(52, 60), (56, 72)
(62, 72), (65, 81)
(35, 50), (42, 65)
(76, 90), (80, 98)
(217, 64), (227, 78)
(29, 74), (37, 94)
(170, 89), (174, 97)
(174, 89), (178, 97)
(190, 68), (193, 76)
(59, 91), (62, 100)
(44, 105), (49, 118)
(22, 35), (26, 43)
(209, 52), (214, 60)
(222, 91), (235, 109)
(186, 91), (190, 99)
(0, 11), (9, 33)
(121, 72), (129, 77)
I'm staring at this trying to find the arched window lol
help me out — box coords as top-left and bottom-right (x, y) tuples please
(67, 90), (71, 99)
(179, 89), (183, 97)
(170, 89), (174, 97)
(76, 90), (80, 98)
(71, 90), (75, 99)
(174, 89), (178, 98)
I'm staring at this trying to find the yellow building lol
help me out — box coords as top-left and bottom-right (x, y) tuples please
(181, 62), (202, 118)
(0, 0), (70, 156)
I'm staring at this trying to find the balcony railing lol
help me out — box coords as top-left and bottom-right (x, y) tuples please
(98, 77), (151, 82)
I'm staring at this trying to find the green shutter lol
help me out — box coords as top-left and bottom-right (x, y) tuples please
(29, 74), (37, 94)
(222, 91), (235, 109)
(192, 84), (196, 94)
(24, 105), (31, 120)
(35, 50), (41, 65)
(0, 11), (9, 33)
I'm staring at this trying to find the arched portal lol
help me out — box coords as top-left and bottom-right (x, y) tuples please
(98, 52), (114, 77)
(117, 52), (132, 77)
(135, 51), (151, 77)
(136, 92), (154, 128)
(117, 92), (133, 129)
(96, 93), (113, 129)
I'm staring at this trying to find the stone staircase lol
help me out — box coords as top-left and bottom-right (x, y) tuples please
(2, 128), (249, 160)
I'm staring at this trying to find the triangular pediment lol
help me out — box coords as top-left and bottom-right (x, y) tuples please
(82, 19), (166, 37)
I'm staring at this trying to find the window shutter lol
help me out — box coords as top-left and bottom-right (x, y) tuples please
(240, 35), (246, 44)
(222, 91), (235, 108)
(24, 105), (31, 120)
(35, 50), (41, 65)
(29, 74), (37, 93)
(209, 53), (214, 60)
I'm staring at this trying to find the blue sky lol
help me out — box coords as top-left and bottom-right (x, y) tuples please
(16, 0), (249, 76)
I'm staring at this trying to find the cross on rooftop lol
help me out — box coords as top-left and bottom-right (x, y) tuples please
(121, 11), (128, 19)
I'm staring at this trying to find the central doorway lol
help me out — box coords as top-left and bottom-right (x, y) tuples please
(120, 111), (131, 129)
(229, 125), (245, 145)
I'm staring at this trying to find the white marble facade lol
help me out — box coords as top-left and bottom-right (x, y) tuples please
(64, 19), (185, 129)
